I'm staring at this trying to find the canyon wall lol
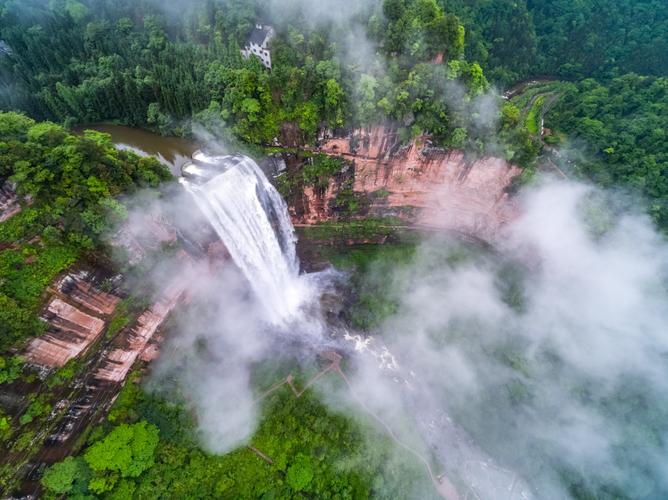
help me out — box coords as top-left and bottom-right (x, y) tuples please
(294, 126), (521, 242)
(25, 272), (121, 368)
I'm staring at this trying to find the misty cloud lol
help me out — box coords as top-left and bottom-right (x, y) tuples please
(353, 178), (668, 498)
(260, 0), (380, 31)
(109, 142), (668, 498)
(149, 263), (268, 454)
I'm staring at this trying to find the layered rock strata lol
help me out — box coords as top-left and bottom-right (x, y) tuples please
(294, 127), (521, 242)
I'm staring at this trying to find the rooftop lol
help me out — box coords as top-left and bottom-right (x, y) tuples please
(248, 25), (273, 47)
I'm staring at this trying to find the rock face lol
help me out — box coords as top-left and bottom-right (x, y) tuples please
(25, 271), (121, 368)
(0, 182), (21, 223)
(300, 181), (339, 225)
(95, 278), (186, 383)
(110, 210), (178, 265)
(295, 126), (521, 242)
(58, 272), (121, 316)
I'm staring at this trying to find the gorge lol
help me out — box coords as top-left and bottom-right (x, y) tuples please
(3, 124), (667, 500)
(172, 150), (532, 500)
(84, 124), (522, 244)
(0, 1), (666, 497)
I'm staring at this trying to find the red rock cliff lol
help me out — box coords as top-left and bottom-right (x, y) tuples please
(294, 126), (521, 242)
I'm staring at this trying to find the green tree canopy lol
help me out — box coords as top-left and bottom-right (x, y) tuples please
(84, 421), (159, 477)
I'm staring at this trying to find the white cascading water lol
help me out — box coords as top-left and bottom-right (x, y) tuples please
(181, 153), (309, 326)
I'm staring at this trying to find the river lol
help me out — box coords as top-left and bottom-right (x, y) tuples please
(79, 124), (198, 175)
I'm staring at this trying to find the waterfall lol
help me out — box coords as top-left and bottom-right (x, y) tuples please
(181, 153), (308, 325)
(179, 154), (532, 499)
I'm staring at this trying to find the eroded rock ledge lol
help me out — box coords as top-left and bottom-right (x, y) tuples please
(292, 126), (521, 242)
(25, 272), (121, 368)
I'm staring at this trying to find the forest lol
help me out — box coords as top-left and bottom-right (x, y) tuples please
(546, 75), (668, 227)
(40, 365), (434, 499)
(1, 0), (665, 208)
(0, 0), (541, 164)
(447, 0), (668, 84)
(0, 0), (667, 499)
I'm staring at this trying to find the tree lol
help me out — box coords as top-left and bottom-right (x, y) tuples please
(357, 74), (378, 126)
(84, 421), (159, 478)
(323, 78), (345, 128)
(286, 453), (314, 492)
(41, 456), (89, 495)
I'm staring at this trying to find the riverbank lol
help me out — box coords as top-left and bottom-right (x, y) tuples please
(74, 124), (198, 176)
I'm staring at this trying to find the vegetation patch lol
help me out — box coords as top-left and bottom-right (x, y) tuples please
(299, 217), (407, 243)
(546, 75), (668, 229)
(0, 112), (170, 352)
(525, 95), (545, 135)
(42, 369), (436, 499)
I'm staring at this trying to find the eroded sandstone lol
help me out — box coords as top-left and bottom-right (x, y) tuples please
(111, 210), (178, 265)
(296, 126), (521, 242)
(57, 272), (121, 316)
(25, 299), (106, 368)
(24, 271), (123, 368)
(95, 280), (185, 383)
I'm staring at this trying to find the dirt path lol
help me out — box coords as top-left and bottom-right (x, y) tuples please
(543, 156), (569, 179)
(516, 87), (570, 182)
(503, 78), (558, 100)
(333, 364), (460, 500)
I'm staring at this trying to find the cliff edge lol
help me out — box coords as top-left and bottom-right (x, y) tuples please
(291, 126), (521, 242)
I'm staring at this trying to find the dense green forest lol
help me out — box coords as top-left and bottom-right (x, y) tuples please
(41, 368), (434, 498)
(448, 0), (668, 84)
(0, 0), (540, 164)
(546, 75), (668, 227)
(4, 0), (665, 185)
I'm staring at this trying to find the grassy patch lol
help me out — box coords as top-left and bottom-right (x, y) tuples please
(0, 355), (23, 385)
(328, 242), (418, 330)
(46, 357), (83, 389)
(0, 242), (77, 310)
(19, 395), (52, 426)
(0, 208), (40, 244)
(106, 299), (133, 339)
(0, 240), (78, 351)
(525, 95), (545, 135)
(299, 217), (407, 242)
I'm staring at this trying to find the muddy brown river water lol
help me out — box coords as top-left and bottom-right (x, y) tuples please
(79, 124), (198, 175)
